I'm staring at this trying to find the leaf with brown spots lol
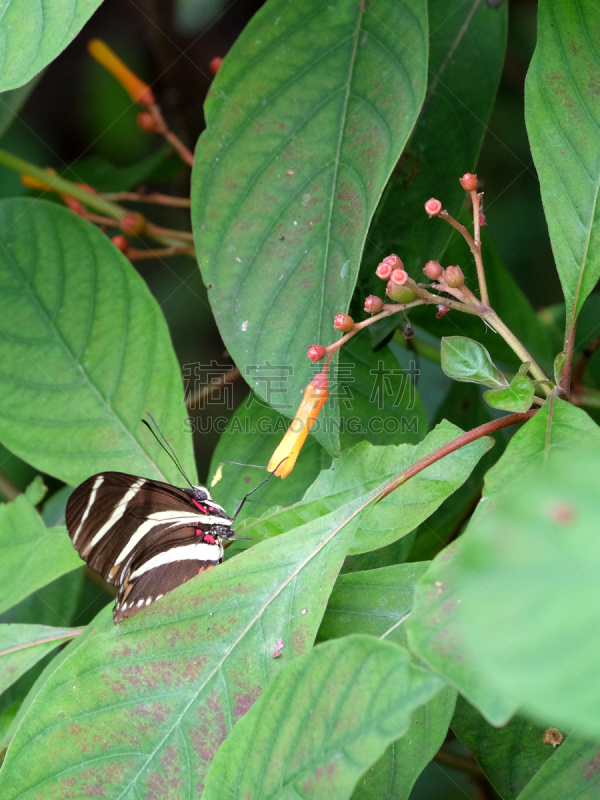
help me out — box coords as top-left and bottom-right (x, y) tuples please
(203, 635), (444, 800)
(526, 0), (600, 325)
(0, 497), (369, 799)
(191, 0), (428, 454)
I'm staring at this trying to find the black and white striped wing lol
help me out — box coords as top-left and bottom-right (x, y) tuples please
(66, 472), (231, 623)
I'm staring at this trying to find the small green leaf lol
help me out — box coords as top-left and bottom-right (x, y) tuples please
(0, 0), (104, 91)
(0, 496), (82, 616)
(0, 624), (81, 695)
(554, 351), (567, 386)
(441, 337), (508, 389)
(0, 198), (194, 486)
(484, 372), (534, 412)
(519, 361), (531, 374)
(202, 635), (444, 800)
(23, 476), (46, 506)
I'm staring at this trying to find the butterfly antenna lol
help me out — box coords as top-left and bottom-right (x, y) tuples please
(231, 458), (287, 522)
(142, 414), (194, 489)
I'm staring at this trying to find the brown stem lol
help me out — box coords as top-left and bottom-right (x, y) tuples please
(439, 206), (489, 306)
(186, 367), (243, 410)
(149, 103), (194, 167)
(561, 319), (578, 398)
(128, 245), (195, 260)
(377, 410), (536, 502)
(145, 223), (194, 242)
(101, 192), (191, 208)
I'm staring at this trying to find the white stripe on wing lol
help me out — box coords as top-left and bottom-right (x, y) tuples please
(129, 541), (223, 579)
(72, 475), (104, 547)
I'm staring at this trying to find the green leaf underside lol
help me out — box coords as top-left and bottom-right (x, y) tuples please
(0, 624), (81, 695)
(441, 336), (508, 389)
(455, 446), (600, 738)
(192, 0), (428, 453)
(0, 498), (368, 798)
(452, 698), (552, 800)
(318, 564), (456, 800)
(361, 0), (507, 288)
(0, 0), (104, 92)
(484, 372), (534, 413)
(202, 635), (444, 800)
(0, 496), (82, 616)
(0, 199), (194, 486)
(238, 420), (492, 556)
(407, 399), (600, 726)
(525, 0), (600, 324)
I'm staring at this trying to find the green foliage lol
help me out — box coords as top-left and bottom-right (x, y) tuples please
(0, 0), (600, 797)
(191, 0), (428, 453)
(203, 635), (444, 800)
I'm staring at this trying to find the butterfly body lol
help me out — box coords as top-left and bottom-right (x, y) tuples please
(66, 471), (234, 623)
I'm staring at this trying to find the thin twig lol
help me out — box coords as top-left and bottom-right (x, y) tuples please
(148, 103), (194, 167)
(186, 367), (243, 410)
(101, 192), (191, 208)
(128, 245), (195, 260)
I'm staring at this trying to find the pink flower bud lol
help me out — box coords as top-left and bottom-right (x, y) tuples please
(376, 261), (393, 280)
(390, 268), (408, 286)
(382, 254), (402, 269)
(307, 345), (326, 362)
(333, 313), (354, 332)
(423, 260), (443, 280)
(112, 235), (130, 253)
(425, 198), (442, 217)
(443, 265), (465, 288)
(479, 213), (486, 227)
(460, 173), (478, 192)
(364, 295), (384, 314)
(436, 305), (450, 319)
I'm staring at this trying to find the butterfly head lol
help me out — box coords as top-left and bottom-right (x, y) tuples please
(192, 485), (210, 502)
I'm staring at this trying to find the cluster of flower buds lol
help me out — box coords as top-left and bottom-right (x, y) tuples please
(374, 254), (420, 304)
(422, 260), (464, 289)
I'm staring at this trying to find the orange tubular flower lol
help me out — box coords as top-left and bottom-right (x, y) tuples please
(20, 167), (58, 191)
(267, 372), (329, 478)
(87, 39), (155, 107)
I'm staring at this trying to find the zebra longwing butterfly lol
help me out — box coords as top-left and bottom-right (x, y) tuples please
(66, 471), (235, 623)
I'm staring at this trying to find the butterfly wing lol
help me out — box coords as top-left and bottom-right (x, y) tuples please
(66, 472), (232, 622)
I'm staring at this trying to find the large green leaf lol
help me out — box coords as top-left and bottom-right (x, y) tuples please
(441, 336), (508, 389)
(0, 0), (104, 92)
(0, 198), (194, 486)
(0, 495), (82, 616)
(407, 400), (600, 726)
(317, 564), (455, 800)
(525, 0), (600, 324)
(0, 624), (81, 694)
(359, 0), (506, 293)
(192, 0), (428, 453)
(0, 498), (368, 798)
(202, 635), (444, 800)
(454, 446), (600, 738)
(451, 698), (552, 800)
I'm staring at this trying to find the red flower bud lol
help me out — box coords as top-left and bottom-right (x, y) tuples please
(209, 57), (223, 75)
(479, 213), (486, 227)
(120, 211), (146, 235)
(436, 305), (450, 319)
(425, 198), (442, 216)
(333, 313), (354, 332)
(382, 254), (402, 270)
(137, 111), (158, 132)
(460, 173), (478, 192)
(443, 265), (464, 288)
(423, 260), (443, 280)
(307, 344), (326, 362)
(112, 235), (130, 253)
(63, 196), (85, 215)
(364, 295), (384, 314)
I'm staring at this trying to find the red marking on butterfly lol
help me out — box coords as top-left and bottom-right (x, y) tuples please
(203, 534), (216, 544)
(195, 529), (203, 537)
(192, 498), (209, 513)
